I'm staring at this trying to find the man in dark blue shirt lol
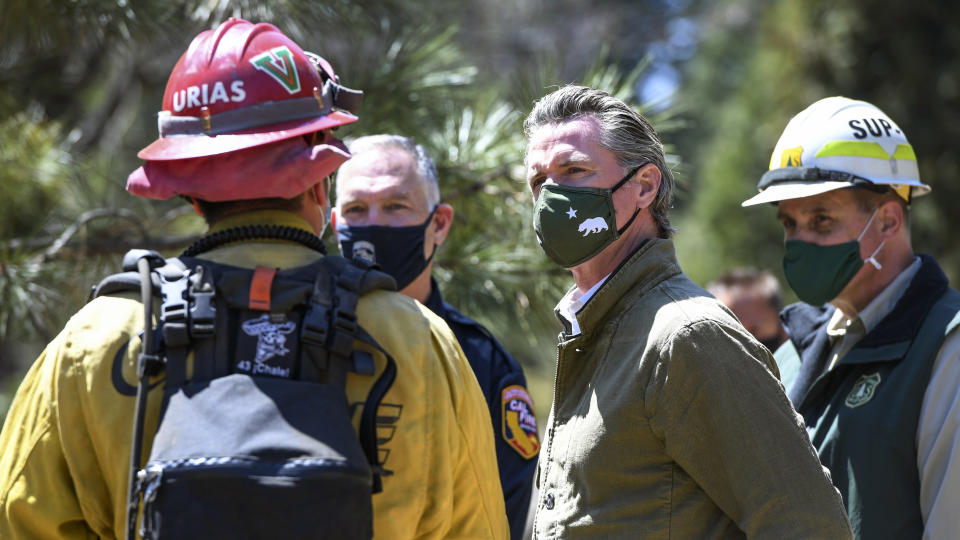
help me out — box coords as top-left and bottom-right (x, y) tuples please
(332, 134), (538, 538)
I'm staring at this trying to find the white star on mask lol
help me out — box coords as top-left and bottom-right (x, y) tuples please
(567, 207), (577, 219)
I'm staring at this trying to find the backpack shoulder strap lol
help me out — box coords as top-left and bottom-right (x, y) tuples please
(316, 254), (397, 295)
(298, 255), (398, 493)
(121, 249), (174, 540)
(300, 256), (396, 382)
(90, 249), (187, 301)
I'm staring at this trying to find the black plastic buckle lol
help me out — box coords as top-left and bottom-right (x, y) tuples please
(370, 466), (384, 494)
(329, 308), (357, 357)
(137, 352), (165, 378)
(189, 289), (216, 338)
(184, 267), (216, 339)
(352, 350), (376, 376)
(301, 305), (329, 346)
(160, 278), (190, 348)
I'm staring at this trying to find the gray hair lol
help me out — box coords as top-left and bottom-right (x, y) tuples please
(523, 85), (675, 238)
(339, 134), (441, 208)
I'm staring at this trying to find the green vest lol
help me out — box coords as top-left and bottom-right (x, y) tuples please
(776, 255), (960, 539)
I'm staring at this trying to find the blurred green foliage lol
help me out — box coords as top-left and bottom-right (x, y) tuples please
(674, 0), (960, 294)
(0, 113), (70, 239)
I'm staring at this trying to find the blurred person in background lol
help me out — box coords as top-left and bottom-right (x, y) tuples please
(743, 96), (960, 539)
(707, 267), (788, 352)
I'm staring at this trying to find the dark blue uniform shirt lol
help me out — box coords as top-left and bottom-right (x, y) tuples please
(424, 279), (537, 540)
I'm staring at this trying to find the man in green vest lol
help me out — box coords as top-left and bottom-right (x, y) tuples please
(743, 96), (960, 539)
(525, 84), (852, 539)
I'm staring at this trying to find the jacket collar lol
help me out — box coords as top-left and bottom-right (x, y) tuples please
(195, 210), (322, 268)
(781, 304), (836, 354)
(781, 303), (835, 406)
(424, 277), (448, 318)
(555, 238), (682, 337)
(423, 278), (483, 330)
(858, 253), (948, 348)
(207, 209), (315, 234)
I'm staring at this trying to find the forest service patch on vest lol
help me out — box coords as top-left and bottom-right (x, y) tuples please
(845, 373), (882, 408)
(502, 385), (540, 459)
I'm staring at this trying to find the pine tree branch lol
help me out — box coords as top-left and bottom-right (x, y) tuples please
(39, 208), (147, 263)
(4, 208), (200, 263)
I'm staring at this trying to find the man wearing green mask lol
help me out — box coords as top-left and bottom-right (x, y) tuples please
(525, 85), (852, 539)
(743, 96), (960, 539)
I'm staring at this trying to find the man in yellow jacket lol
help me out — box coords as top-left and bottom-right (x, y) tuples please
(0, 18), (507, 539)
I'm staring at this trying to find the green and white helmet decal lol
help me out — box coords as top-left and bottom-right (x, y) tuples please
(249, 46), (302, 94)
(743, 96), (931, 206)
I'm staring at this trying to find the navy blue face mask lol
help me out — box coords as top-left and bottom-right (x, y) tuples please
(336, 207), (438, 290)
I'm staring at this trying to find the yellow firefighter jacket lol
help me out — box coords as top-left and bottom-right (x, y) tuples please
(0, 210), (508, 539)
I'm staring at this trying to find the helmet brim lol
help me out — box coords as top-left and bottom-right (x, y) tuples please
(741, 181), (855, 207)
(137, 110), (358, 161)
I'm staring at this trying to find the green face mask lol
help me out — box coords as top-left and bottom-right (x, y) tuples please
(782, 207), (885, 306)
(532, 166), (642, 268)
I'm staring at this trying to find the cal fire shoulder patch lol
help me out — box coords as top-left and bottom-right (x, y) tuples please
(501, 385), (540, 459)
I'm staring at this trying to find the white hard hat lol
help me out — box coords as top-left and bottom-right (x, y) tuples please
(742, 96), (930, 207)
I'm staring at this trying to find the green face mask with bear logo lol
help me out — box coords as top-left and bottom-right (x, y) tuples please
(532, 167), (641, 268)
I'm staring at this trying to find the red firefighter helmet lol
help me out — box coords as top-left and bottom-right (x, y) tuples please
(138, 18), (361, 161)
(128, 18), (362, 202)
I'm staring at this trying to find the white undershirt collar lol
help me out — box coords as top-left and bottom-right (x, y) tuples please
(556, 274), (610, 336)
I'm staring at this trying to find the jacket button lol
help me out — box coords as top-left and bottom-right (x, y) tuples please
(544, 492), (555, 510)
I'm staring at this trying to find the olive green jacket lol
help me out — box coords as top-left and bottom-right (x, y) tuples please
(533, 239), (852, 539)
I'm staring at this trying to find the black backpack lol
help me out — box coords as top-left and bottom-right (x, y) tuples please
(93, 248), (398, 540)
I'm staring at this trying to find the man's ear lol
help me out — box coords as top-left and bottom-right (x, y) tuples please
(431, 203), (455, 246)
(311, 180), (330, 209)
(330, 207), (338, 233)
(633, 163), (661, 209)
(878, 199), (904, 239)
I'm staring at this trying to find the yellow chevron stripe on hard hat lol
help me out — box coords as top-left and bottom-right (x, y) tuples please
(815, 141), (917, 161)
(892, 144), (917, 161)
